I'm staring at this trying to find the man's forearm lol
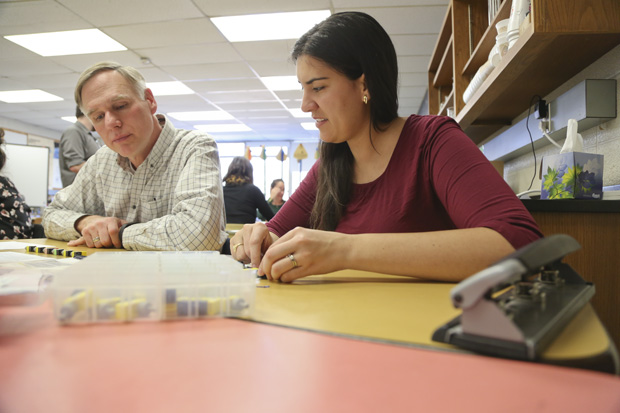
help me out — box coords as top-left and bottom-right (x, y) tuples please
(68, 162), (86, 173)
(42, 208), (85, 241)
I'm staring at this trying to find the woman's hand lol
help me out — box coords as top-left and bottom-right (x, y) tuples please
(258, 227), (350, 282)
(270, 186), (284, 203)
(230, 222), (278, 268)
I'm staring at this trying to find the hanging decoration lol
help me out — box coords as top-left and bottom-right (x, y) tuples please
(276, 148), (287, 161)
(293, 143), (308, 175)
(276, 147), (287, 178)
(314, 146), (320, 160)
(244, 146), (252, 160)
(260, 145), (267, 191)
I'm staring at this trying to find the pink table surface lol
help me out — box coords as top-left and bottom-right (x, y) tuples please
(1, 303), (620, 413)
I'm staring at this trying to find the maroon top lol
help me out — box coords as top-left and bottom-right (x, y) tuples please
(267, 115), (542, 249)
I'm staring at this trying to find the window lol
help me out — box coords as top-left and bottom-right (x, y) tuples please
(217, 143), (290, 200)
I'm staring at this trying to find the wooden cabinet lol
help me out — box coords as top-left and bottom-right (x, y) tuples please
(526, 204), (620, 350)
(428, 0), (620, 144)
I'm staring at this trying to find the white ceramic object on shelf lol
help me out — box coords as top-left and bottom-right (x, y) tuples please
(496, 32), (509, 56)
(507, 29), (520, 49)
(489, 44), (501, 67)
(507, 0), (530, 48)
(463, 60), (494, 104)
(496, 18), (509, 34)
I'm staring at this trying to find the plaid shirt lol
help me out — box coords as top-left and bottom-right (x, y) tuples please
(43, 115), (227, 251)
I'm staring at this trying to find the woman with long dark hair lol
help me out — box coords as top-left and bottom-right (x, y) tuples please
(230, 12), (541, 282)
(223, 157), (274, 224)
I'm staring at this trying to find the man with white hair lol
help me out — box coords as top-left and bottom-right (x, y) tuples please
(43, 62), (226, 251)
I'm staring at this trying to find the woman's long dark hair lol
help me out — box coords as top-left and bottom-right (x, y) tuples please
(223, 156), (253, 186)
(291, 12), (399, 230)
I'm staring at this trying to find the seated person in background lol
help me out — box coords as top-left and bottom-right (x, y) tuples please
(59, 105), (100, 187)
(258, 179), (286, 220)
(0, 128), (34, 239)
(230, 12), (542, 282)
(43, 62), (226, 251)
(223, 157), (275, 224)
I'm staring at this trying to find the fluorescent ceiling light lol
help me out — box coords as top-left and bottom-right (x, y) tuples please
(147, 81), (194, 96)
(288, 108), (311, 118)
(212, 10), (331, 42)
(62, 116), (77, 123)
(4, 29), (126, 57)
(168, 111), (234, 121)
(0, 89), (63, 103)
(261, 76), (299, 91)
(195, 124), (253, 133)
(218, 142), (245, 156)
(301, 122), (318, 131)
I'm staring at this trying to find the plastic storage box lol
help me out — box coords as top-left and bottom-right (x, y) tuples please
(51, 251), (255, 324)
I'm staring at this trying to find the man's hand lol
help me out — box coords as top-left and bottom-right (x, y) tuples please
(69, 215), (128, 248)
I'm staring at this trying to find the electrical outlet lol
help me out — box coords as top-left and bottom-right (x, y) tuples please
(535, 100), (548, 119)
(539, 119), (552, 133)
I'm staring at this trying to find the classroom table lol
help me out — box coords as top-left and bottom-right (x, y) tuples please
(2, 239), (620, 412)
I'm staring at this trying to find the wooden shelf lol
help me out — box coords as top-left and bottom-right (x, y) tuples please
(433, 38), (453, 87)
(428, 4), (453, 115)
(438, 89), (454, 116)
(428, 5), (452, 72)
(462, 0), (511, 77)
(428, 0), (620, 145)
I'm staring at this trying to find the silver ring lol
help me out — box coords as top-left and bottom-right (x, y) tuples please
(92, 236), (100, 243)
(287, 253), (298, 268)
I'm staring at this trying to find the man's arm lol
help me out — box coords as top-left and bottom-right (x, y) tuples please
(68, 162), (86, 173)
(42, 156), (105, 241)
(60, 128), (89, 170)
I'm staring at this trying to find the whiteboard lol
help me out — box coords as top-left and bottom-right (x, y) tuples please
(2, 144), (49, 207)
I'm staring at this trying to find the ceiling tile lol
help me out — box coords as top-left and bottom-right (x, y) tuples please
(399, 73), (430, 86)
(337, 6), (447, 35)
(161, 62), (256, 81)
(192, 0), (332, 17)
(232, 40), (293, 62)
(0, 57), (72, 78)
(0, 1), (89, 36)
(399, 55), (434, 72)
(219, 101), (285, 111)
(56, 0), (203, 26)
(103, 19), (226, 49)
(333, 0), (448, 6)
(392, 34), (438, 56)
(189, 78), (266, 94)
(137, 43), (242, 66)
(247, 60), (297, 77)
(207, 90), (276, 103)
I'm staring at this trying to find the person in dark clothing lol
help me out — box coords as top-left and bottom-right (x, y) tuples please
(0, 127), (34, 239)
(223, 157), (274, 224)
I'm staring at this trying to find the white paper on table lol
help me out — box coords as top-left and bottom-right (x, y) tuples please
(0, 242), (47, 251)
(0, 252), (77, 306)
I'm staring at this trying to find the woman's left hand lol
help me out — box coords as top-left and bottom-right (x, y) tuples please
(258, 227), (350, 282)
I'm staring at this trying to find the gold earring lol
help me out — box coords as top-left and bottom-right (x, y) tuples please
(363, 95), (368, 104)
